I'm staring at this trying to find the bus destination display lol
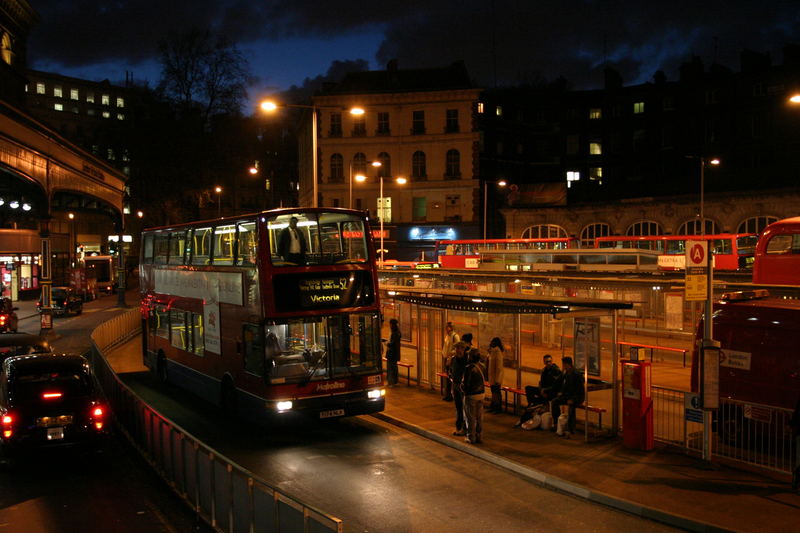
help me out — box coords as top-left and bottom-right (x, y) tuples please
(273, 271), (374, 311)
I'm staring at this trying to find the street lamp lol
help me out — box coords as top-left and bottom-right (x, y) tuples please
(483, 179), (508, 240)
(350, 160), (381, 208)
(356, 174), (406, 265)
(687, 155), (720, 463)
(698, 157), (719, 236)
(215, 186), (222, 218)
(67, 213), (75, 268)
(260, 100), (364, 209)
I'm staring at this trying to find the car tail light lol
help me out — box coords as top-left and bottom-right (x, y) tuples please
(2, 414), (12, 438)
(91, 405), (105, 430)
(42, 392), (63, 400)
(0, 314), (6, 325)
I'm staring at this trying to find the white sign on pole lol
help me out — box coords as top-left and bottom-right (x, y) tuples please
(377, 197), (392, 223)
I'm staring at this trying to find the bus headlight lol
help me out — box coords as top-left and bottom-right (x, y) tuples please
(276, 401), (293, 412)
(367, 389), (386, 399)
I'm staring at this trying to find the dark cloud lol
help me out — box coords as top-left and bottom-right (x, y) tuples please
(27, 0), (800, 90)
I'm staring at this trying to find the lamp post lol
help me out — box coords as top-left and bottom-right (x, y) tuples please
(350, 160), (381, 208)
(483, 179), (508, 240)
(261, 101), (364, 209)
(215, 186), (222, 218)
(67, 212), (75, 268)
(689, 155), (719, 462)
(357, 174), (406, 266)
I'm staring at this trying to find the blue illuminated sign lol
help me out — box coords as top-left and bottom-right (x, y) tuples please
(407, 226), (458, 241)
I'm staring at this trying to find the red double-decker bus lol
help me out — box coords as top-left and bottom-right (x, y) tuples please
(752, 217), (800, 285)
(434, 237), (579, 269)
(594, 233), (757, 271)
(139, 208), (386, 420)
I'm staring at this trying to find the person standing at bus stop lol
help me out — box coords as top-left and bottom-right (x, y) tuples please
(278, 216), (307, 264)
(385, 319), (401, 387)
(487, 337), (505, 413)
(449, 341), (468, 435)
(441, 322), (459, 401)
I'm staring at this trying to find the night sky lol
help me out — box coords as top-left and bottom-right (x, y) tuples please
(26, 0), (800, 109)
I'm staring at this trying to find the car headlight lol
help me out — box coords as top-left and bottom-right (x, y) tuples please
(276, 401), (293, 412)
(367, 389), (386, 399)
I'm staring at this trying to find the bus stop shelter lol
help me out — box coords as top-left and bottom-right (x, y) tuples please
(380, 287), (634, 434)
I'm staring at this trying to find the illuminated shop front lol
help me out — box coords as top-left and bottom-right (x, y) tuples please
(0, 253), (39, 300)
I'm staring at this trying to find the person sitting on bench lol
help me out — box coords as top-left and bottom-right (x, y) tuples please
(514, 354), (562, 428)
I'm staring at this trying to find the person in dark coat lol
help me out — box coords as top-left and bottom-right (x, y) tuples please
(449, 341), (469, 435)
(462, 348), (486, 444)
(515, 354), (562, 427)
(385, 319), (401, 386)
(550, 356), (584, 438)
(277, 216), (307, 264)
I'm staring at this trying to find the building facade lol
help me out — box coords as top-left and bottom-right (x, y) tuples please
(311, 61), (483, 260)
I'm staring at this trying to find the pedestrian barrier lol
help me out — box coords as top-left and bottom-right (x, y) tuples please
(88, 308), (344, 533)
(651, 386), (796, 474)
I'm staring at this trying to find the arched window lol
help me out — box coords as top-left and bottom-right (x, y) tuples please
(377, 152), (391, 177)
(521, 224), (568, 239)
(445, 149), (461, 178)
(626, 221), (663, 236)
(580, 222), (610, 247)
(676, 218), (719, 235)
(330, 153), (344, 182)
(737, 216), (778, 234)
(412, 151), (427, 180)
(1, 32), (12, 66)
(352, 152), (367, 175)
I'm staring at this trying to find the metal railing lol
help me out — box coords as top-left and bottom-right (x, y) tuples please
(89, 308), (343, 533)
(652, 386), (701, 447)
(714, 398), (795, 474)
(652, 385), (796, 474)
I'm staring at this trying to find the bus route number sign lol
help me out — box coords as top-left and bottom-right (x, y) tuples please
(685, 240), (708, 302)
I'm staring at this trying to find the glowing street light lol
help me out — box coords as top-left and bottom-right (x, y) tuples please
(215, 186), (222, 218)
(261, 100), (364, 208)
(350, 160), (381, 208)
(356, 174), (406, 265)
(483, 179), (508, 240)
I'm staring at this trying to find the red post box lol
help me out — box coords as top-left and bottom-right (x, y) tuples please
(622, 360), (654, 450)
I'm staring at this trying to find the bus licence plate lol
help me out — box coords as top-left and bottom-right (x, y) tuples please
(319, 409), (345, 419)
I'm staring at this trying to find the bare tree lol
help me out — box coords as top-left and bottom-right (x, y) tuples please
(157, 28), (250, 121)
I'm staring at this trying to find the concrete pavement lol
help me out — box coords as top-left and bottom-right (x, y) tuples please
(378, 384), (799, 533)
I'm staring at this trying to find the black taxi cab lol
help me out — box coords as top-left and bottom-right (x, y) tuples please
(1, 353), (107, 452)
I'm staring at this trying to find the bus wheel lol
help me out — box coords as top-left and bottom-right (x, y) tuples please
(220, 378), (237, 415)
(156, 353), (168, 383)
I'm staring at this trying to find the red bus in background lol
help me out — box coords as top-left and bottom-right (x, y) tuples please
(139, 208), (386, 421)
(435, 238), (579, 269)
(594, 233), (757, 271)
(752, 217), (800, 285)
